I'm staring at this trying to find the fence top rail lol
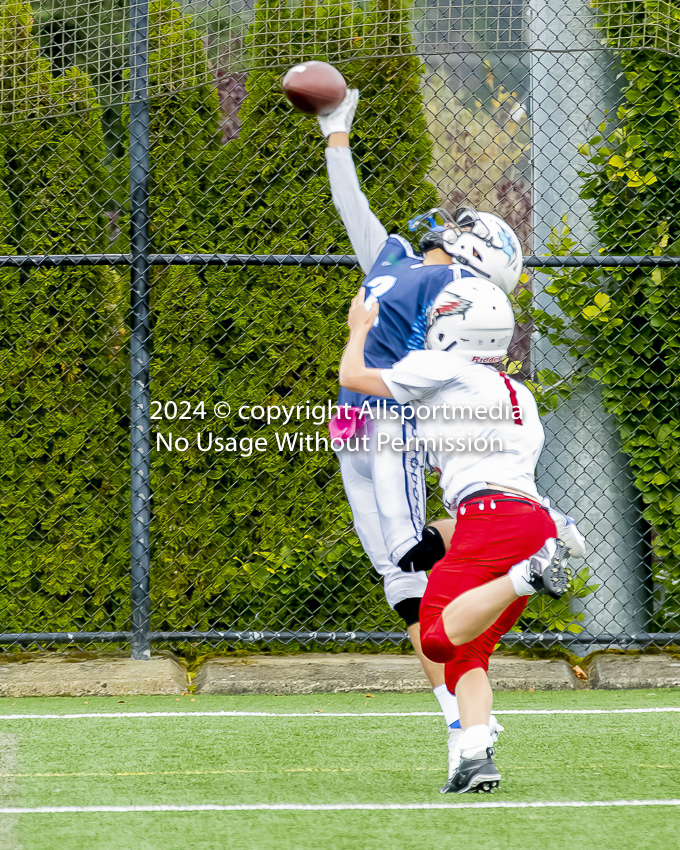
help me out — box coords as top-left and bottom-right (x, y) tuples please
(1, 254), (680, 269)
(0, 631), (678, 646)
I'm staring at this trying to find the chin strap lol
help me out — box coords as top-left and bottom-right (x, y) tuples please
(447, 251), (492, 278)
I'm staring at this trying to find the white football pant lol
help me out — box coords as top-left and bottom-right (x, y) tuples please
(336, 414), (428, 609)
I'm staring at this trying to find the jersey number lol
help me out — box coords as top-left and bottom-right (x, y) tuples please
(364, 275), (397, 327)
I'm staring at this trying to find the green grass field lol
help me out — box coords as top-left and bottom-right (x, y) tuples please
(1, 688), (679, 850)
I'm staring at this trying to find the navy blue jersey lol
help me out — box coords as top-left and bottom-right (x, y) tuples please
(339, 235), (477, 409)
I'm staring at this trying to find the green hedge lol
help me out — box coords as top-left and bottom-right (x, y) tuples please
(0, 1), (129, 631)
(0, 0), (631, 638)
(133, 0), (232, 628)
(147, 0), (441, 633)
(523, 25), (680, 627)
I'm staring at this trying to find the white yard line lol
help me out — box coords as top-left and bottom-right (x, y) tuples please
(1, 800), (680, 814)
(0, 707), (679, 720)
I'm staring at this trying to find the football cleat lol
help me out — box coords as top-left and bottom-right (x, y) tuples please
(510, 538), (572, 599)
(447, 716), (504, 780)
(440, 747), (501, 794)
(531, 538), (572, 598)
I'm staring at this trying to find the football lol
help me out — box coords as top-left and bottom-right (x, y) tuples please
(281, 61), (347, 115)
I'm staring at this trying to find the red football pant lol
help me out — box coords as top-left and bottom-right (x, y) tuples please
(420, 497), (557, 694)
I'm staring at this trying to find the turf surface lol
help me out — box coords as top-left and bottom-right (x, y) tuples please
(0, 689), (678, 849)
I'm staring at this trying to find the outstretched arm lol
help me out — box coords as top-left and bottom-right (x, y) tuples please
(339, 288), (392, 397)
(320, 91), (388, 273)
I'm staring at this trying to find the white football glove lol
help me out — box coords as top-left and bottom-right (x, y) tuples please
(490, 714), (505, 744)
(549, 508), (587, 559)
(317, 88), (359, 138)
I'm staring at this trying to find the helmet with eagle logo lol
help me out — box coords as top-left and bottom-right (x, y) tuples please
(424, 279), (515, 364)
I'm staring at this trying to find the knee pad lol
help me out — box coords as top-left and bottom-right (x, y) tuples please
(421, 617), (457, 664)
(394, 596), (421, 627)
(397, 526), (445, 573)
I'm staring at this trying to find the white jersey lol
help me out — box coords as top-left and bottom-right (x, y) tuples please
(381, 350), (545, 512)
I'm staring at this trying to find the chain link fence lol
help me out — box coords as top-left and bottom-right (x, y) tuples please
(0, 0), (678, 656)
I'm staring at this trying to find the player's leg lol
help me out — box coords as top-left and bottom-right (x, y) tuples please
(356, 416), (464, 732)
(456, 669), (493, 729)
(441, 575), (520, 646)
(405, 619), (444, 687)
(419, 557), (508, 785)
(367, 414), (426, 565)
(446, 595), (527, 729)
(440, 512), (561, 647)
(441, 595), (527, 794)
(336, 442), (460, 727)
(367, 415), (444, 569)
(337, 442), (431, 622)
(420, 497), (555, 668)
(419, 497), (557, 793)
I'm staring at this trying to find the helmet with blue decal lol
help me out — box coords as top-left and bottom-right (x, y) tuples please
(408, 206), (522, 295)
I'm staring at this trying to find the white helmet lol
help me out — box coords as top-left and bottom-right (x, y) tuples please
(409, 207), (523, 295)
(425, 278), (515, 365)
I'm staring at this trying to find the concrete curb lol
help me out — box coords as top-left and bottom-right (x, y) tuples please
(488, 656), (582, 691)
(588, 653), (680, 689)
(193, 652), (582, 694)
(194, 654), (428, 695)
(0, 656), (188, 697)
(0, 652), (678, 697)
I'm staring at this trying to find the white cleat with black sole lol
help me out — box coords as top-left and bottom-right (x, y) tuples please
(447, 716), (504, 781)
(510, 538), (572, 599)
(440, 747), (501, 794)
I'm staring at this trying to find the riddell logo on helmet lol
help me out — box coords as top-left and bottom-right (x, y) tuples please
(431, 295), (473, 322)
(472, 355), (504, 364)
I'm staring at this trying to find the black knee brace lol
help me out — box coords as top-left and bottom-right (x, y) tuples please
(394, 596), (422, 627)
(397, 526), (445, 573)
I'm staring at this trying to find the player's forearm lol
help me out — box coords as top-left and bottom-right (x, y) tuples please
(325, 146), (388, 273)
(339, 332), (392, 397)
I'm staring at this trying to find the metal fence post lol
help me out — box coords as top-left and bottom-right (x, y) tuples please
(129, 0), (152, 660)
(529, 0), (650, 640)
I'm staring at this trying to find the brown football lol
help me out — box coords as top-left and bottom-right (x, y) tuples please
(282, 61), (346, 116)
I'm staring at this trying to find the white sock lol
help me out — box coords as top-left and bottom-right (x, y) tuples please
(447, 728), (463, 778)
(508, 558), (534, 596)
(459, 724), (493, 759)
(433, 684), (460, 728)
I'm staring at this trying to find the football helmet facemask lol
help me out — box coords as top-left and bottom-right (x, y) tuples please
(408, 206), (523, 295)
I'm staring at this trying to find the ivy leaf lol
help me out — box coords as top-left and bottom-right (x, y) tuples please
(504, 360), (524, 375)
